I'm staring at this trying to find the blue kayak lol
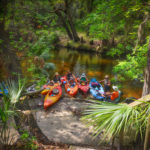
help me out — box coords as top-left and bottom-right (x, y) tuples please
(0, 89), (8, 96)
(0, 83), (8, 96)
(89, 78), (104, 100)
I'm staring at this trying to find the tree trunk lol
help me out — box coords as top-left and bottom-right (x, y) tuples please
(142, 37), (150, 96)
(0, 0), (21, 77)
(87, 0), (94, 13)
(142, 37), (150, 150)
(0, 0), (8, 36)
(67, 13), (80, 42)
(134, 13), (150, 52)
(55, 10), (73, 40)
(64, 0), (80, 42)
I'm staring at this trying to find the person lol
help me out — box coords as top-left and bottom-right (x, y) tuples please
(43, 80), (54, 89)
(105, 86), (121, 103)
(80, 73), (88, 84)
(100, 75), (111, 92)
(110, 86), (119, 100)
(69, 77), (76, 87)
(66, 71), (73, 81)
(53, 72), (61, 83)
(49, 80), (54, 86)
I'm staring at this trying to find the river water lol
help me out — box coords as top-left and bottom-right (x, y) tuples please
(1, 48), (142, 99)
(47, 48), (142, 98)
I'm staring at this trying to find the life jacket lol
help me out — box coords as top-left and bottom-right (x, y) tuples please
(80, 76), (86, 82)
(111, 91), (119, 101)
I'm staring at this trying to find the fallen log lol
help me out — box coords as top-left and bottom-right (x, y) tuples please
(24, 88), (44, 96)
(128, 94), (150, 107)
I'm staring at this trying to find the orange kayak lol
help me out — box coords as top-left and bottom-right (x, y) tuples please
(44, 85), (62, 109)
(41, 83), (59, 95)
(65, 75), (78, 97)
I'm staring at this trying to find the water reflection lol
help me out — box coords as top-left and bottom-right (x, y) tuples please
(50, 49), (115, 79)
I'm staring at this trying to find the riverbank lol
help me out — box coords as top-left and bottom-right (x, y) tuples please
(57, 32), (109, 54)
(13, 96), (112, 150)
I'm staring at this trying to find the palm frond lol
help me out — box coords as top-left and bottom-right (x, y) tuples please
(81, 101), (148, 142)
(6, 78), (25, 104)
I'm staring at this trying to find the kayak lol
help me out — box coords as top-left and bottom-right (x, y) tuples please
(41, 83), (59, 95)
(89, 78), (104, 100)
(79, 83), (89, 94)
(44, 85), (62, 109)
(78, 80), (89, 94)
(65, 75), (78, 97)
(0, 82), (8, 96)
(0, 89), (8, 96)
(60, 76), (67, 85)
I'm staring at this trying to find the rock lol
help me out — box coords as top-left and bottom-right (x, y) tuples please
(28, 97), (106, 147)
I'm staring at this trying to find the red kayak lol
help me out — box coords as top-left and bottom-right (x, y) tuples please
(44, 85), (62, 109)
(78, 82), (89, 94)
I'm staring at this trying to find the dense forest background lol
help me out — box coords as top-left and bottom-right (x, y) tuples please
(0, 0), (150, 94)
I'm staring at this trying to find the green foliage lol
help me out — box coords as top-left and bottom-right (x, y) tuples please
(113, 38), (148, 81)
(0, 78), (25, 145)
(82, 100), (150, 143)
(107, 43), (133, 57)
(29, 30), (59, 56)
(7, 78), (25, 104)
(20, 131), (38, 150)
(27, 61), (55, 87)
(82, 0), (128, 40)
(0, 78), (25, 126)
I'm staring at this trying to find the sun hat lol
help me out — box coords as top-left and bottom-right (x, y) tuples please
(105, 75), (109, 79)
(81, 73), (86, 77)
(112, 86), (118, 91)
(55, 72), (59, 76)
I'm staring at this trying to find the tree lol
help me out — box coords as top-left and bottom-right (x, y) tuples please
(142, 37), (150, 96)
(0, 0), (21, 76)
(51, 0), (80, 42)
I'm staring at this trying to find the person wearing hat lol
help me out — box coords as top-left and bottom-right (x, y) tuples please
(104, 85), (121, 102)
(100, 75), (111, 92)
(110, 86), (121, 102)
(80, 73), (88, 84)
(53, 72), (61, 83)
(68, 77), (76, 87)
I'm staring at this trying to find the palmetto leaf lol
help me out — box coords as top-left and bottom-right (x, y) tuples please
(81, 101), (149, 142)
(6, 78), (25, 104)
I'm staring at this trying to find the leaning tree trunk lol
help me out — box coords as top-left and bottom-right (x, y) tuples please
(55, 10), (73, 40)
(67, 13), (80, 42)
(64, 0), (80, 42)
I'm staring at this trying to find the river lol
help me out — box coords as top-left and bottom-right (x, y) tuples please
(47, 48), (142, 98)
(2, 48), (142, 99)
